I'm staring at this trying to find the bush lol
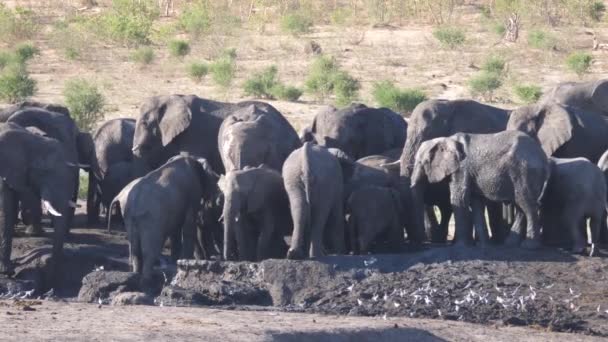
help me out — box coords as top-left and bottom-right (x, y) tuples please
(566, 52), (593, 78)
(169, 40), (190, 58)
(272, 85), (303, 102)
(482, 55), (506, 75)
(492, 22), (506, 37)
(131, 47), (155, 65)
(372, 81), (427, 114)
(79, 170), (88, 200)
(333, 71), (360, 106)
(513, 84), (543, 104)
(14, 43), (39, 63)
(527, 29), (555, 50)
(188, 62), (209, 82)
(210, 56), (235, 88)
(244, 65), (279, 99)
(589, 1), (606, 21)
(433, 26), (466, 49)
(178, 1), (211, 38)
(305, 55), (359, 104)
(0, 63), (36, 103)
(95, 0), (158, 47)
(280, 12), (313, 36)
(0, 5), (39, 43)
(469, 72), (502, 99)
(63, 79), (105, 132)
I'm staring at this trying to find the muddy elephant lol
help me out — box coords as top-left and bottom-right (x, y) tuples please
(399, 99), (510, 243)
(596, 150), (608, 244)
(301, 104), (407, 160)
(219, 166), (292, 261)
(541, 157), (605, 256)
(347, 185), (403, 254)
(411, 131), (550, 249)
(541, 79), (608, 116)
(116, 155), (219, 289)
(283, 143), (346, 259)
(218, 103), (300, 172)
(507, 103), (608, 163)
(0, 123), (77, 287)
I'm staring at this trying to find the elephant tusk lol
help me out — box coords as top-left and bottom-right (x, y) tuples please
(131, 144), (140, 153)
(66, 162), (90, 168)
(218, 213), (224, 222)
(42, 200), (62, 217)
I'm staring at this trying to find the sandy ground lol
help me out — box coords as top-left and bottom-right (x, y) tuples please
(0, 299), (603, 342)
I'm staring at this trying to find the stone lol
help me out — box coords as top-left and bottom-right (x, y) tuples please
(78, 271), (140, 303)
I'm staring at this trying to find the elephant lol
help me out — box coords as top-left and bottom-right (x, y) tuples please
(0, 123), (77, 286)
(115, 154), (219, 289)
(218, 166), (292, 261)
(410, 131), (550, 249)
(0, 101), (70, 122)
(540, 157), (606, 256)
(507, 102), (608, 163)
(7, 108), (92, 234)
(283, 142), (346, 259)
(596, 150), (608, 244)
(194, 194), (224, 260)
(301, 103), (407, 160)
(218, 103), (301, 172)
(106, 177), (141, 232)
(346, 185), (403, 254)
(131, 94), (274, 175)
(399, 99), (510, 243)
(541, 79), (608, 116)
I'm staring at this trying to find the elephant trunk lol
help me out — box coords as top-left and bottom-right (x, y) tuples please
(222, 195), (241, 261)
(409, 181), (427, 243)
(400, 135), (421, 178)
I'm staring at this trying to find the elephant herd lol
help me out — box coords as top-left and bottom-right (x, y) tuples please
(0, 79), (607, 291)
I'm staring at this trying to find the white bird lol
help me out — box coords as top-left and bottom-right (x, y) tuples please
(357, 299), (363, 306)
(372, 294), (379, 302)
(347, 284), (354, 292)
(393, 302), (401, 308)
(382, 313), (387, 320)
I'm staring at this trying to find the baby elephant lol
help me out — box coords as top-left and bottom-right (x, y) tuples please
(347, 185), (403, 254)
(117, 154), (219, 289)
(541, 157), (606, 256)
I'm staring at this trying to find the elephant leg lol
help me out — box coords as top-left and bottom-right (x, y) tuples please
(471, 198), (489, 247)
(505, 207), (526, 247)
(567, 215), (587, 254)
(170, 227), (182, 262)
(346, 215), (358, 255)
(487, 202), (507, 244)
(599, 212), (608, 245)
(0, 180), (16, 275)
(309, 200), (332, 258)
(589, 213), (602, 256)
(328, 200), (345, 255)
(194, 223), (206, 260)
(235, 219), (256, 261)
(223, 219), (237, 261)
(256, 210), (275, 261)
(20, 190), (43, 236)
(180, 209), (196, 260)
(436, 205), (451, 243)
(518, 199), (542, 250)
(388, 213), (405, 253)
(450, 174), (472, 247)
(87, 175), (100, 225)
(286, 187), (309, 260)
(424, 206), (440, 242)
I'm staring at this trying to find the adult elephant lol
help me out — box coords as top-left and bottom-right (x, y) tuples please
(218, 103), (300, 172)
(597, 150), (608, 244)
(0, 123), (76, 287)
(301, 104), (407, 160)
(541, 79), (608, 116)
(507, 103), (608, 163)
(399, 99), (510, 243)
(0, 101), (70, 122)
(132, 95), (272, 174)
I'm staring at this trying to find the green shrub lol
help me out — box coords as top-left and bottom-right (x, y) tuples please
(14, 43), (39, 63)
(482, 55), (506, 75)
(169, 40), (190, 58)
(131, 47), (155, 65)
(0, 5), (39, 43)
(492, 22), (506, 37)
(188, 62), (209, 82)
(95, 0), (159, 47)
(244, 65), (279, 99)
(333, 71), (360, 106)
(566, 52), (593, 78)
(178, 1), (211, 38)
(0, 63), (36, 103)
(220, 48), (237, 60)
(305, 55), (339, 100)
(0, 51), (18, 69)
(589, 1), (606, 21)
(78, 170), (88, 200)
(272, 85), (303, 102)
(527, 29), (555, 50)
(469, 72), (502, 99)
(280, 12), (313, 36)
(63, 78), (105, 132)
(433, 26), (466, 49)
(513, 84), (543, 104)
(372, 81), (427, 114)
(210, 57), (235, 88)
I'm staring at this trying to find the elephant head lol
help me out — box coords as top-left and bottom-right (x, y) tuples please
(220, 112), (276, 172)
(410, 137), (465, 187)
(507, 103), (573, 156)
(543, 79), (608, 115)
(132, 95), (193, 167)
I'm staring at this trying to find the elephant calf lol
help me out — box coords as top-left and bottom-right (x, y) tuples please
(117, 154), (219, 289)
(219, 166), (292, 261)
(541, 157), (606, 256)
(347, 185), (403, 254)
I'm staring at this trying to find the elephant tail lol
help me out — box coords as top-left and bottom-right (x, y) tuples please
(107, 197), (121, 232)
(302, 143), (314, 206)
(537, 162), (552, 205)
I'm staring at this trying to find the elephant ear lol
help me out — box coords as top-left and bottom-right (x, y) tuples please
(424, 139), (464, 183)
(591, 79), (608, 113)
(159, 97), (192, 146)
(536, 104), (573, 156)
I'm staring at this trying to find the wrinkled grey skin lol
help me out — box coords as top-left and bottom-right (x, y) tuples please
(596, 150), (608, 244)
(88, 118), (147, 224)
(112, 155), (218, 288)
(347, 185), (403, 254)
(283, 143), (346, 259)
(219, 166), (292, 261)
(541, 79), (608, 116)
(195, 194), (223, 259)
(507, 103), (608, 163)
(106, 177), (141, 231)
(411, 131), (550, 249)
(301, 104), (407, 160)
(132, 94), (272, 174)
(399, 99), (510, 243)
(541, 157), (605, 256)
(218, 103), (301, 172)
(0, 123), (76, 288)
(7, 108), (92, 234)
(0, 101), (70, 122)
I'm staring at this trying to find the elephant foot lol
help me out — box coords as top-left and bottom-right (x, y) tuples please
(452, 239), (473, 248)
(589, 243), (597, 257)
(286, 248), (304, 260)
(504, 232), (522, 247)
(25, 225), (44, 237)
(521, 238), (541, 250)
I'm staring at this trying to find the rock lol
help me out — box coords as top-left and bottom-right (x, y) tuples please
(111, 292), (153, 306)
(304, 40), (322, 55)
(78, 271), (140, 303)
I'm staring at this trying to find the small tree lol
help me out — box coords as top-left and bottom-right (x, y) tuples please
(63, 78), (105, 132)
(566, 52), (593, 78)
(0, 63), (36, 103)
(372, 81), (427, 115)
(469, 72), (502, 100)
